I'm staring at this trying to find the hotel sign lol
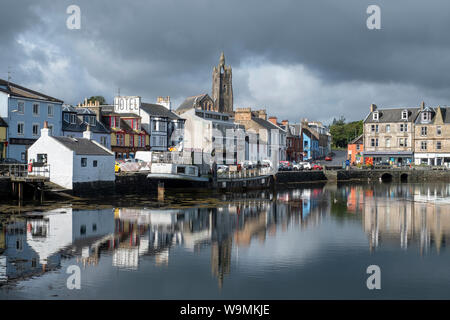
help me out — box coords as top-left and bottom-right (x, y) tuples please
(114, 96), (141, 113)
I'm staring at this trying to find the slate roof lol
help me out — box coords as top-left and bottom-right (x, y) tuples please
(0, 78), (63, 103)
(349, 134), (363, 145)
(62, 107), (110, 134)
(416, 106), (450, 124)
(141, 102), (182, 120)
(365, 107), (420, 123)
(176, 94), (210, 114)
(252, 117), (283, 131)
(52, 137), (112, 156)
(0, 117), (8, 127)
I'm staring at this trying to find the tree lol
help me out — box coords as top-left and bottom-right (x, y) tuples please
(87, 96), (106, 105)
(329, 116), (363, 148)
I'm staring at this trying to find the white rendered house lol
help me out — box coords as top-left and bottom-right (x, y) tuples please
(28, 122), (115, 190)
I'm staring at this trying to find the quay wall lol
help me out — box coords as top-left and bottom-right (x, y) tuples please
(0, 178), (10, 198)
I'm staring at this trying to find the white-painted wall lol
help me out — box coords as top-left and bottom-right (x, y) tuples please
(27, 134), (74, 189)
(73, 153), (115, 184)
(0, 92), (8, 118)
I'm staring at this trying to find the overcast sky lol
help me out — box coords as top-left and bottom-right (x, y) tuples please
(1, 0), (450, 124)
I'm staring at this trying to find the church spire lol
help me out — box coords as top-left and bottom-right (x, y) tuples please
(219, 52), (225, 69)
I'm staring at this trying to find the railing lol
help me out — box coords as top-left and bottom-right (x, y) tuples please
(217, 167), (274, 180)
(0, 163), (50, 178)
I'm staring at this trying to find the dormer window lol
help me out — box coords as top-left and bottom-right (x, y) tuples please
(70, 114), (77, 124)
(89, 116), (96, 126)
(63, 113), (70, 123)
(401, 110), (408, 120)
(421, 111), (431, 122)
(373, 111), (379, 121)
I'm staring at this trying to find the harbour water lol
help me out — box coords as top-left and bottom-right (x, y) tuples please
(1, 182), (450, 299)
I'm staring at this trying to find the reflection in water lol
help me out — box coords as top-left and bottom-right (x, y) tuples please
(1, 182), (450, 296)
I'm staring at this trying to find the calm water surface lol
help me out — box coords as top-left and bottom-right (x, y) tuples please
(1, 182), (450, 299)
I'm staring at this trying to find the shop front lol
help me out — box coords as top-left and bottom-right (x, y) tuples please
(362, 151), (413, 166)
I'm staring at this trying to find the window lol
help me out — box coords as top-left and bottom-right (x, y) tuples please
(89, 116), (95, 126)
(437, 126), (442, 136)
(33, 103), (39, 116)
(48, 104), (54, 117)
(386, 124), (390, 133)
(64, 113), (70, 122)
(81, 158), (87, 167)
(421, 141), (427, 150)
(356, 144), (360, 150)
(70, 114), (76, 124)
(422, 112), (430, 122)
(17, 122), (24, 135)
(152, 136), (157, 146)
(116, 134), (124, 146)
(32, 124), (39, 136)
(83, 115), (89, 123)
(93, 160), (98, 167)
(373, 112), (379, 121)
(48, 125), (53, 135)
(159, 136), (165, 146)
(399, 124), (408, 132)
(385, 138), (390, 148)
(37, 154), (47, 163)
(399, 138), (408, 147)
(370, 138), (378, 147)
(21, 152), (26, 161)
(100, 136), (107, 146)
(401, 110), (408, 120)
(437, 141), (442, 150)
(17, 101), (24, 114)
(371, 124), (379, 133)
(421, 126), (427, 136)
(153, 121), (157, 131)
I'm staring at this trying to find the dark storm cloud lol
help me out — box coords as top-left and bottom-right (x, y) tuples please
(1, 0), (450, 123)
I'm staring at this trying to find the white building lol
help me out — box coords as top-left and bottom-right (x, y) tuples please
(27, 122), (115, 190)
(178, 107), (244, 165)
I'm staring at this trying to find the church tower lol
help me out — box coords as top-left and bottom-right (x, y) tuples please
(212, 52), (233, 114)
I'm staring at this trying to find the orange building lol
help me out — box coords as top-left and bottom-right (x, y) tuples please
(347, 135), (364, 165)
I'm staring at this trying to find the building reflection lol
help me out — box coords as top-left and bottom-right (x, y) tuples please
(356, 183), (450, 253)
(0, 187), (330, 288)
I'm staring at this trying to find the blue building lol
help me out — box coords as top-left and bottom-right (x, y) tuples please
(0, 79), (63, 162)
(61, 104), (111, 149)
(302, 127), (319, 161)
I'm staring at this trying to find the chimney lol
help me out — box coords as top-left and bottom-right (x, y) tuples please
(421, 101), (425, 110)
(83, 124), (93, 140)
(235, 108), (252, 121)
(41, 121), (50, 137)
(94, 106), (102, 122)
(157, 96), (171, 110)
(281, 120), (289, 126)
(257, 109), (267, 120)
(268, 116), (278, 126)
(370, 104), (377, 113)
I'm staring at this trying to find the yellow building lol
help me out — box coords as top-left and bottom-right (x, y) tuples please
(0, 118), (7, 160)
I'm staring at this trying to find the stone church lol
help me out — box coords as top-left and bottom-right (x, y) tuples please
(212, 52), (233, 114)
(177, 52), (234, 115)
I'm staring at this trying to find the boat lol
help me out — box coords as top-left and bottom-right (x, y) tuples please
(146, 163), (210, 188)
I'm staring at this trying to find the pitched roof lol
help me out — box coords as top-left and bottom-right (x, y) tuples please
(349, 134), (363, 145)
(416, 106), (450, 124)
(141, 102), (182, 120)
(252, 117), (282, 130)
(365, 107), (420, 123)
(0, 78), (63, 103)
(52, 136), (112, 156)
(0, 117), (8, 127)
(176, 94), (209, 114)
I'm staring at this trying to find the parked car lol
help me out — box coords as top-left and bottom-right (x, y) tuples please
(325, 156), (332, 161)
(312, 163), (323, 170)
(299, 161), (311, 170)
(241, 160), (255, 169)
(261, 159), (273, 168)
(115, 161), (121, 173)
(217, 165), (229, 174)
(279, 161), (292, 171)
(292, 162), (303, 171)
